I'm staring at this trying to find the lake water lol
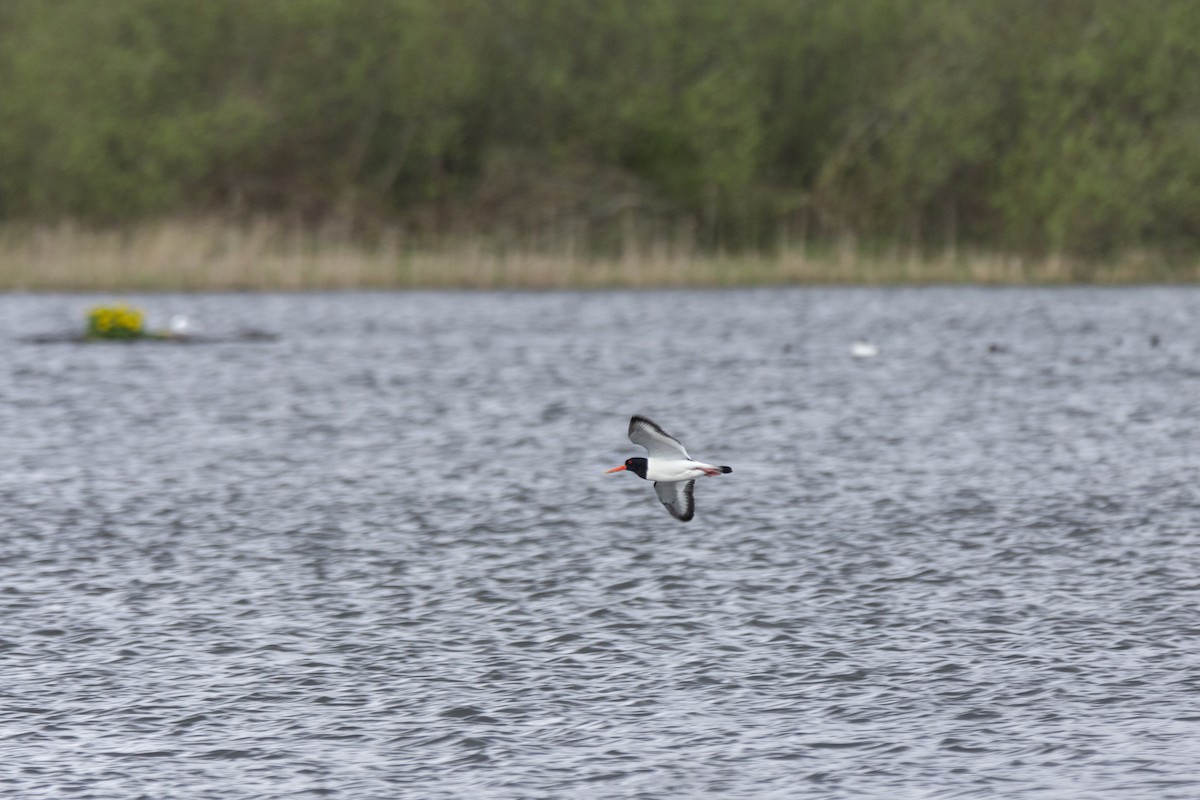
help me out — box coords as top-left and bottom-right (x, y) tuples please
(3, 287), (1200, 799)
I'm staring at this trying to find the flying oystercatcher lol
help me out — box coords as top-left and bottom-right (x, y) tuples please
(605, 415), (732, 522)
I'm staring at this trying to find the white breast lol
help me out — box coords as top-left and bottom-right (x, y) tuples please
(646, 459), (711, 482)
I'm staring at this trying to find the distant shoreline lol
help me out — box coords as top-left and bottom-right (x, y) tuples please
(2, 219), (1197, 291)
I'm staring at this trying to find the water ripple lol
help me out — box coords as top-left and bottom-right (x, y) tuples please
(2, 288), (1200, 798)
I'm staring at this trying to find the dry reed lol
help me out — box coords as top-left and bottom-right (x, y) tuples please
(1, 218), (1197, 291)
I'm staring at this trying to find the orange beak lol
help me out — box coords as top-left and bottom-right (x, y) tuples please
(604, 465), (627, 474)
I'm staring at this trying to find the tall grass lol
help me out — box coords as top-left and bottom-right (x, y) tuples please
(1, 218), (1197, 291)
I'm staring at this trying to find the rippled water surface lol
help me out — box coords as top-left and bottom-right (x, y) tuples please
(4, 288), (1200, 799)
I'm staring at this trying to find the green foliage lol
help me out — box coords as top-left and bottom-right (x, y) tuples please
(2, 0), (1200, 255)
(815, 0), (1200, 255)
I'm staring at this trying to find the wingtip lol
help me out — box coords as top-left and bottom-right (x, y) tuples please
(678, 479), (696, 521)
(629, 414), (669, 438)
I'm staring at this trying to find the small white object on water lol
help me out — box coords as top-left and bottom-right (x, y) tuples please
(168, 314), (191, 335)
(851, 341), (879, 358)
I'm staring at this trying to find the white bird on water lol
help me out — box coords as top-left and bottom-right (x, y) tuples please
(851, 341), (879, 358)
(168, 314), (191, 336)
(605, 415), (732, 522)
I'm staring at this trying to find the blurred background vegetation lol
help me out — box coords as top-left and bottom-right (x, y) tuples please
(2, 0), (1200, 285)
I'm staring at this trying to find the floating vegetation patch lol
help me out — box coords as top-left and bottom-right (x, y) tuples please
(20, 304), (278, 344)
(87, 304), (146, 339)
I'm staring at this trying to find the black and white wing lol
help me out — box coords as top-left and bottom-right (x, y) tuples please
(629, 415), (690, 460)
(654, 480), (695, 522)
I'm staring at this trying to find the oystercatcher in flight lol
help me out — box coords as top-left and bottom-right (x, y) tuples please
(605, 415), (732, 521)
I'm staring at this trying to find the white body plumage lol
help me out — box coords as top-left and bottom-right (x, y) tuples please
(644, 458), (725, 483)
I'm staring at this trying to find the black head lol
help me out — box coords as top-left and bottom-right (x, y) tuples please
(624, 457), (648, 479)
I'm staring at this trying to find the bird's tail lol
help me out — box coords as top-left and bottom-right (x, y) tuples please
(719, 466), (733, 474)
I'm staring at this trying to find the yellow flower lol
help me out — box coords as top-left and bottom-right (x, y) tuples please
(88, 303), (145, 337)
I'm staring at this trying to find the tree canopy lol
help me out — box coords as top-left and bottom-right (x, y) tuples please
(2, 0), (1199, 255)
